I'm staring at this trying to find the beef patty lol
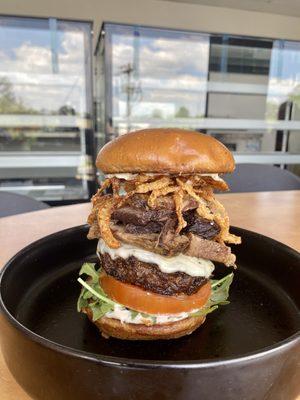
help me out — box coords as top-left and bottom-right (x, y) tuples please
(100, 253), (208, 296)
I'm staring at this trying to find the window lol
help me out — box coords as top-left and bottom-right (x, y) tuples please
(0, 16), (94, 201)
(96, 23), (300, 174)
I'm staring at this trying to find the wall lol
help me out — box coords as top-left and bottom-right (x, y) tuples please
(1, 0), (300, 49)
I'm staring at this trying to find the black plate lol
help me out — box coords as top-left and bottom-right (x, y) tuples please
(0, 225), (300, 400)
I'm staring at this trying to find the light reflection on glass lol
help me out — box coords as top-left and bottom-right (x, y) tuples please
(97, 24), (300, 175)
(0, 16), (93, 200)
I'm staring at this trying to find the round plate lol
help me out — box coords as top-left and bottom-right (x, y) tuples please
(0, 225), (299, 400)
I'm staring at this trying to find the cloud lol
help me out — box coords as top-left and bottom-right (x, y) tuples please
(111, 33), (209, 117)
(112, 35), (209, 80)
(0, 31), (88, 112)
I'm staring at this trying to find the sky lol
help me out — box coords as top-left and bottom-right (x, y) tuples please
(0, 18), (90, 114)
(1, 18), (300, 120)
(111, 31), (210, 118)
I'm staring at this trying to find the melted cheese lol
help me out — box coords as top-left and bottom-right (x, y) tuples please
(105, 172), (222, 181)
(97, 239), (214, 278)
(105, 304), (192, 325)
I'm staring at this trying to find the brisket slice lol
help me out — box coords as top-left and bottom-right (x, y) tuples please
(112, 223), (189, 257)
(92, 223), (235, 266)
(112, 206), (173, 226)
(186, 234), (236, 267)
(159, 219), (190, 255)
(124, 222), (163, 234)
(100, 253), (208, 296)
(112, 224), (163, 254)
(112, 194), (198, 227)
(127, 193), (198, 212)
(182, 210), (220, 240)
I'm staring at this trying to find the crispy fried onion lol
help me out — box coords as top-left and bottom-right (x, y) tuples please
(201, 192), (241, 245)
(173, 189), (187, 233)
(148, 186), (178, 208)
(111, 177), (121, 198)
(97, 178), (112, 195)
(115, 177), (172, 209)
(135, 177), (172, 194)
(188, 175), (228, 191)
(89, 173), (240, 248)
(202, 176), (228, 191)
(176, 178), (214, 221)
(96, 195), (120, 249)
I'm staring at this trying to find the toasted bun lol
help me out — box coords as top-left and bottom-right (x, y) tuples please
(97, 128), (234, 174)
(84, 308), (205, 340)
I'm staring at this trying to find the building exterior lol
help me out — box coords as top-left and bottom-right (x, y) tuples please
(0, 0), (300, 201)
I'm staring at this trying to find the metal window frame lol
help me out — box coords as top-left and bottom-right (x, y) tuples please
(99, 22), (300, 168)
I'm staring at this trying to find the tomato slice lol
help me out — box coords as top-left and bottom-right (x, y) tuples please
(100, 273), (211, 314)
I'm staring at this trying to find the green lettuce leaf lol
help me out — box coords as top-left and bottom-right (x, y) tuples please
(77, 263), (234, 323)
(191, 273), (234, 317)
(77, 262), (117, 319)
(79, 262), (99, 283)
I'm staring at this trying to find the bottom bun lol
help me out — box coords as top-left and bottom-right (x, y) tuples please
(84, 308), (205, 340)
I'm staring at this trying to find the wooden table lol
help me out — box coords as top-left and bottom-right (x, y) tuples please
(0, 191), (299, 400)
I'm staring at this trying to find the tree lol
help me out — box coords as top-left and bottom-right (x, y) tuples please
(0, 77), (37, 114)
(152, 109), (163, 119)
(58, 105), (76, 115)
(175, 106), (190, 118)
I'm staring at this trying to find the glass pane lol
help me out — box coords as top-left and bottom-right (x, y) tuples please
(107, 24), (209, 136)
(0, 16), (93, 200)
(97, 24), (300, 173)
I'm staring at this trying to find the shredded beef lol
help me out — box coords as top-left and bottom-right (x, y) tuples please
(186, 234), (236, 266)
(153, 195), (198, 212)
(87, 192), (234, 266)
(159, 219), (190, 255)
(126, 194), (148, 209)
(182, 210), (220, 239)
(112, 224), (162, 254)
(112, 206), (173, 226)
(111, 225), (235, 265)
(125, 222), (163, 234)
(100, 253), (208, 295)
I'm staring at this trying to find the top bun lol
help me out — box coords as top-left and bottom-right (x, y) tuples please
(96, 128), (235, 174)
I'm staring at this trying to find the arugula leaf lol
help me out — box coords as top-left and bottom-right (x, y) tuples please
(140, 312), (157, 324)
(79, 263), (99, 283)
(83, 290), (94, 300)
(130, 310), (139, 320)
(101, 302), (114, 315)
(190, 273), (234, 318)
(78, 278), (116, 306)
(77, 292), (88, 312)
(210, 273), (233, 305)
(90, 304), (105, 321)
(77, 263), (234, 323)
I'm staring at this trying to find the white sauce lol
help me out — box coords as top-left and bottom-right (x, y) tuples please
(97, 239), (214, 278)
(106, 172), (222, 181)
(105, 304), (193, 325)
(105, 172), (139, 180)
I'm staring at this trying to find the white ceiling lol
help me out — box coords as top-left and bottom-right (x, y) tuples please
(162, 0), (300, 18)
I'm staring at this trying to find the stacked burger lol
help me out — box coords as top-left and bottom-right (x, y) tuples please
(77, 128), (241, 340)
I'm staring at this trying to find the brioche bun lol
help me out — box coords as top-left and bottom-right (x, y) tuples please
(84, 308), (205, 340)
(96, 128), (234, 174)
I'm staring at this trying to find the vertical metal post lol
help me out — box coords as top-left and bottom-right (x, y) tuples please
(49, 18), (58, 74)
(220, 35), (229, 75)
(280, 101), (292, 169)
(104, 25), (113, 143)
(204, 35), (212, 128)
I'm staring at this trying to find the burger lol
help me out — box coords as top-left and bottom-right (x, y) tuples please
(77, 128), (241, 340)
